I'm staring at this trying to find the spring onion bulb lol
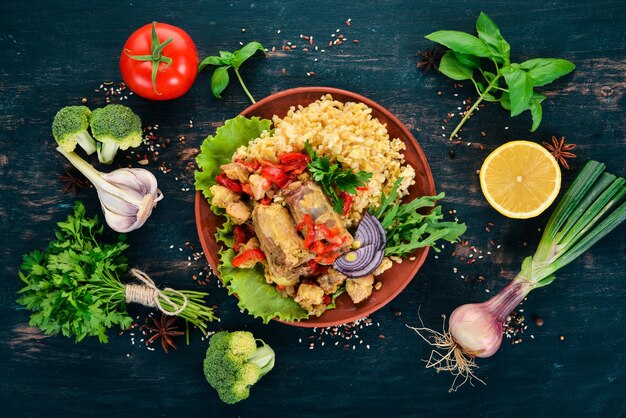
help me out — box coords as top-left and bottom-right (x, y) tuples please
(57, 147), (163, 233)
(410, 160), (626, 392)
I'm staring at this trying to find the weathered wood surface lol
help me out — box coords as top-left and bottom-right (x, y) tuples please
(1, 0), (625, 417)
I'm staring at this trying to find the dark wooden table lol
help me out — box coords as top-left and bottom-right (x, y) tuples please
(1, 1), (625, 417)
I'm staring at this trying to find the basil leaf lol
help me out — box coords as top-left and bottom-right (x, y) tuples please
(520, 58), (576, 86)
(452, 51), (480, 68)
(438, 51), (474, 80)
(211, 66), (230, 99)
(482, 70), (497, 83)
(529, 92), (546, 131)
(475, 12), (511, 63)
(502, 67), (533, 116)
(218, 50), (235, 64)
(499, 91), (511, 110)
(198, 56), (225, 72)
(529, 99), (543, 132)
(425, 30), (492, 57)
(232, 41), (265, 69)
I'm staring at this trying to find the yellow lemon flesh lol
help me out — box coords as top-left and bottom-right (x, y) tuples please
(479, 140), (561, 219)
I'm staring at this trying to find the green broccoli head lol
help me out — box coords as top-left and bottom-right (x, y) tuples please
(90, 104), (143, 164)
(52, 106), (97, 155)
(203, 331), (275, 404)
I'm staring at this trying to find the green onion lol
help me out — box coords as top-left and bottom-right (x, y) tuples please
(409, 160), (626, 392)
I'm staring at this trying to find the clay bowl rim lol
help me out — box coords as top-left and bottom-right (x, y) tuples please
(194, 86), (436, 328)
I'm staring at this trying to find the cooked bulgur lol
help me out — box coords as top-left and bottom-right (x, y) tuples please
(233, 94), (415, 225)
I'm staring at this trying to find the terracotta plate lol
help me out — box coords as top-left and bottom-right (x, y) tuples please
(195, 87), (435, 327)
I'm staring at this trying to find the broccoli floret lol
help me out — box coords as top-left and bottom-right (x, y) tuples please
(90, 104), (142, 164)
(203, 331), (275, 404)
(52, 106), (97, 155)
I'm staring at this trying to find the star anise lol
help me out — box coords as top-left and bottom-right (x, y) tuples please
(417, 48), (444, 75)
(542, 135), (577, 170)
(59, 170), (87, 195)
(144, 314), (184, 353)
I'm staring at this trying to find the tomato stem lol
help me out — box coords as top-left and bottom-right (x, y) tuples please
(234, 68), (256, 104)
(124, 21), (174, 95)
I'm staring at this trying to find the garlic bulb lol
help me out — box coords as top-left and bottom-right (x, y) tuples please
(57, 147), (163, 233)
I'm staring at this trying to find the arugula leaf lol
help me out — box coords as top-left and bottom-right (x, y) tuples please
(198, 41), (266, 103)
(195, 115), (272, 199)
(425, 12), (575, 137)
(371, 179), (466, 257)
(218, 248), (308, 323)
(305, 140), (372, 214)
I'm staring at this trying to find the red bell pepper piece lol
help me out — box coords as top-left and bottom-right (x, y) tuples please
(279, 152), (311, 164)
(322, 294), (331, 305)
(297, 214), (316, 249)
(216, 173), (243, 193)
(241, 183), (253, 196)
(232, 248), (266, 268)
(260, 165), (288, 188)
(233, 225), (247, 252)
(356, 186), (368, 191)
(339, 192), (353, 216)
(279, 153), (311, 175)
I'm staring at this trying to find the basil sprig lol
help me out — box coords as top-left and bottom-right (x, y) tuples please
(426, 12), (575, 138)
(199, 41), (266, 104)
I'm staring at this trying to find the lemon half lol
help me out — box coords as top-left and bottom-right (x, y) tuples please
(479, 140), (561, 219)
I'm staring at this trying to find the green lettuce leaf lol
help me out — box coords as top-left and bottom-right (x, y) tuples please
(194, 115), (272, 199)
(218, 248), (308, 323)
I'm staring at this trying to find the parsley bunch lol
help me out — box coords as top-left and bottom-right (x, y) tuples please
(426, 12), (575, 139)
(17, 202), (216, 343)
(305, 141), (372, 214)
(371, 178), (467, 257)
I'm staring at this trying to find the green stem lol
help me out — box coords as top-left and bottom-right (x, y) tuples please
(234, 68), (256, 104)
(449, 76), (500, 140)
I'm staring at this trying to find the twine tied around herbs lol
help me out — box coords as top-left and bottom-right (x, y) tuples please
(124, 268), (188, 316)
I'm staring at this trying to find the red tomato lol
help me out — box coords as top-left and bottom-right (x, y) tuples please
(120, 21), (198, 100)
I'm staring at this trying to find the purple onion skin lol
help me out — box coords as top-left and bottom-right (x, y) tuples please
(449, 278), (533, 358)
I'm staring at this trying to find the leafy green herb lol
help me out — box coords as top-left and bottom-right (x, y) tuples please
(425, 12), (575, 138)
(305, 140), (372, 214)
(198, 41), (266, 104)
(17, 202), (216, 342)
(371, 178), (467, 257)
(195, 115), (272, 199)
(218, 247), (308, 323)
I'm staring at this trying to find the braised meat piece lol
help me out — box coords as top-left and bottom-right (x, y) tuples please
(210, 184), (251, 224)
(294, 282), (327, 317)
(282, 180), (354, 252)
(220, 162), (253, 183)
(345, 275), (374, 304)
(249, 174), (270, 200)
(252, 203), (313, 286)
(317, 269), (347, 295)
